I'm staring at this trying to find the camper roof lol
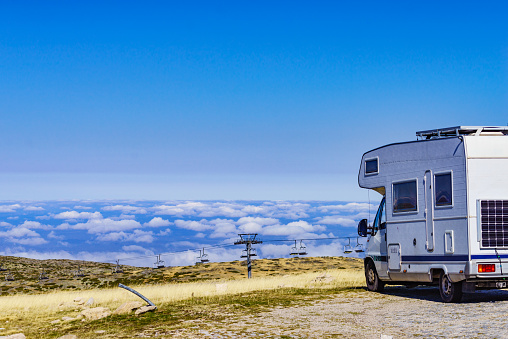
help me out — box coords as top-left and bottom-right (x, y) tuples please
(416, 126), (508, 140)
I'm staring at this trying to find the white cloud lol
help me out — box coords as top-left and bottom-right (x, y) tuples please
(0, 227), (40, 238)
(318, 202), (376, 214)
(19, 220), (52, 230)
(53, 211), (103, 220)
(102, 205), (147, 214)
(74, 205), (92, 210)
(0, 222), (13, 227)
(61, 218), (142, 234)
(209, 219), (237, 238)
(174, 219), (212, 231)
(236, 217), (279, 226)
(10, 237), (48, 245)
(144, 217), (171, 227)
(122, 245), (153, 255)
(24, 206), (45, 211)
(153, 202), (248, 218)
(0, 204), (21, 212)
(48, 231), (64, 240)
(261, 221), (326, 236)
(315, 216), (357, 227)
(96, 230), (154, 243)
(158, 229), (171, 236)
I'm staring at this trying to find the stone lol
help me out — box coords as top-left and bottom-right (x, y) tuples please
(61, 317), (76, 322)
(81, 307), (111, 320)
(85, 297), (94, 306)
(380, 335), (393, 339)
(73, 298), (86, 305)
(50, 319), (61, 324)
(57, 335), (77, 339)
(0, 334), (26, 339)
(95, 330), (106, 334)
(135, 306), (157, 315)
(113, 301), (144, 315)
(311, 273), (334, 284)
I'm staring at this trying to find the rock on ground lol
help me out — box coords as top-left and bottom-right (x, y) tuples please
(81, 307), (111, 320)
(135, 306), (157, 315)
(0, 334), (26, 339)
(113, 301), (144, 315)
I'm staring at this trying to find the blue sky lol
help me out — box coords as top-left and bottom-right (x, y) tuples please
(1, 1), (507, 200)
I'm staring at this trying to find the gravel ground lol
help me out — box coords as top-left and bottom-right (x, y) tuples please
(165, 287), (508, 339)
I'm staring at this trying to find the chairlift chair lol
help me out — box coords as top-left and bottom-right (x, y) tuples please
(153, 255), (165, 269)
(354, 237), (365, 253)
(113, 260), (123, 273)
(343, 238), (353, 254)
(250, 248), (257, 257)
(241, 249), (248, 258)
(290, 240), (299, 255)
(200, 253), (209, 263)
(298, 240), (308, 256)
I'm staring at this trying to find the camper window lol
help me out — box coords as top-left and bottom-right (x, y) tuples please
(365, 158), (379, 175)
(393, 180), (418, 213)
(435, 172), (453, 206)
(372, 197), (386, 235)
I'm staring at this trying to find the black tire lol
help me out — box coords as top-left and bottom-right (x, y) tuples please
(439, 272), (462, 303)
(365, 260), (384, 292)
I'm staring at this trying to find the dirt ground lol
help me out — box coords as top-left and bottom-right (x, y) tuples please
(163, 287), (508, 339)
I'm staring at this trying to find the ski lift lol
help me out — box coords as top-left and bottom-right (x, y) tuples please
(39, 269), (48, 280)
(113, 259), (123, 274)
(250, 248), (257, 257)
(354, 237), (365, 253)
(343, 238), (353, 254)
(298, 240), (307, 256)
(153, 254), (165, 269)
(200, 248), (209, 263)
(240, 249), (248, 258)
(74, 264), (85, 277)
(5, 272), (14, 281)
(290, 240), (299, 255)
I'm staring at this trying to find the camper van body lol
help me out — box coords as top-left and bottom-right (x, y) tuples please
(357, 126), (508, 302)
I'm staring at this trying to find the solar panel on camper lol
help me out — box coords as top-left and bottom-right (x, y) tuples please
(481, 200), (508, 248)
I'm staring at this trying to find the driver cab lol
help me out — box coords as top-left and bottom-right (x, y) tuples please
(367, 196), (388, 279)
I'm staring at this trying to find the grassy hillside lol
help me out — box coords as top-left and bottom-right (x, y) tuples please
(0, 255), (363, 295)
(0, 255), (365, 338)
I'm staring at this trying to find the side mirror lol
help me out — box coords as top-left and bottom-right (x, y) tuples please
(358, 219), (368, 237)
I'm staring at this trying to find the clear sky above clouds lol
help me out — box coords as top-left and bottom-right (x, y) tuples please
(1, 1), (507, 200)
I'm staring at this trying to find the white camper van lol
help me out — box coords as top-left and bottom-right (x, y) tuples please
(357, 126), (508, 302)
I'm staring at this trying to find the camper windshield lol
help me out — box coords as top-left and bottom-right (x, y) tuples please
(372, 197), (386, 235)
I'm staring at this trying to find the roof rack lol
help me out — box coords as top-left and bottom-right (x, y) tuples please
(416, 126), (508, 140)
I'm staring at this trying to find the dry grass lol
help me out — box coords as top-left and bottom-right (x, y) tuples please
(0, 269), (363, 321)
(0, 256), (365, 337)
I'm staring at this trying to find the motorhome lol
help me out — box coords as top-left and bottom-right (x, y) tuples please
(357, 126), (508, 302)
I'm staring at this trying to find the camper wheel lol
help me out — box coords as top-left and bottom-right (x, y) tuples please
(365, 260), (384, 292)
(439, 272), (462, 303)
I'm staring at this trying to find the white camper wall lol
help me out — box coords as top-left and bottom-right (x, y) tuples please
(465, 136), (508, 254)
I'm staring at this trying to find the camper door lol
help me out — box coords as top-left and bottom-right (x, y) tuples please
(371, 197), (388, 277)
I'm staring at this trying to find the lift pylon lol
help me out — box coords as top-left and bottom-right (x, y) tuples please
(234, 234), (262, 279)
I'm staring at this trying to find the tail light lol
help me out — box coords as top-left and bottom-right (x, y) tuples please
(478, 264), (496, 273)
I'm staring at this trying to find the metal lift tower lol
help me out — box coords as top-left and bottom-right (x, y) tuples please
(234, 233), (262, 279)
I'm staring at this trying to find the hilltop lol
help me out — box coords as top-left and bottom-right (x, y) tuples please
(0, 255), (363, 295)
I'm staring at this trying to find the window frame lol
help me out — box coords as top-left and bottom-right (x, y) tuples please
(364, 156), (379, 176)
(392, 179), (419, 214)
(434, 170), (454, 208)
